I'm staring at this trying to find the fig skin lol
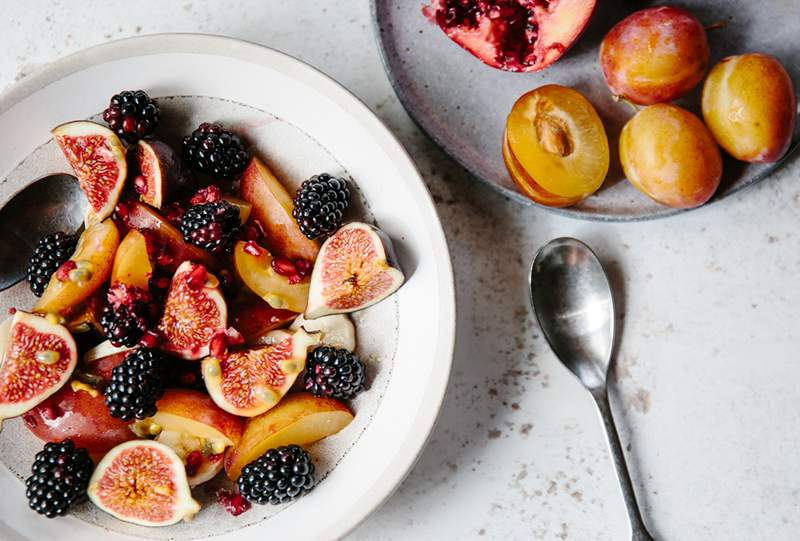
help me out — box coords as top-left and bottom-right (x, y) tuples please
(134, 139), (195, 209)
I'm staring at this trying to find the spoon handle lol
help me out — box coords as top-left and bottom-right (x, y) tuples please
(591, 388), (654, 541)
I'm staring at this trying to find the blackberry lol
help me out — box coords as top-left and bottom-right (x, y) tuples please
(26, 232), (77, 297)
(237, 445), (315, 505)
(104, 348), (166, 421)
(183, 123), (249, 179)
(102, 90), (159, 143)
(100, 285), (157, 347)
(292, 174), (350, 239)
(303, 346), (366, 400)
(180, 200), (241, 255)
(25, 439), (93, 518)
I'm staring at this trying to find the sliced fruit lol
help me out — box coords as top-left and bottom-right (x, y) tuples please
(240, 156), (319, 261)
(702, 53), (797, 163)
(289, 314), (356, 351)
(66, 291), (104, 333)
(131, 389), (244, 486)
(231, 296), (297, 342)
(23, 382), (136, 460)
(52, 121), (127, 224)
(33, 219), (120, 317)
(224, 195), (252, 223)
(84, 340), (134, 381)
(233, 241), (310, 313)
(600, 6), (709, 105)
(88, 440), (200, 526)
(423, 0), (597, 73)
(620, 104), (722, 209)
(305, 223), (404, 319)
(0, 312), (78, 425)
(504, 84), (609, 205)
(157, 261), (227, 360)
(224, 392), (352, 480)
(111, 229), (153, 290)
(122, 201), (219, 272)
(202, 329), (319, 417)
(133, 139), (194, 209)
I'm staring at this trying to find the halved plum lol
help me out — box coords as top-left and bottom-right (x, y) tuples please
(423, 0), (597, 72)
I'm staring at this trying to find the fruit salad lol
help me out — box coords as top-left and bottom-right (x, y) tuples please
(2, 89), (405, 525)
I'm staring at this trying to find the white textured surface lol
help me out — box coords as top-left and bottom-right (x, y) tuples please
(2, 2), (799, 540)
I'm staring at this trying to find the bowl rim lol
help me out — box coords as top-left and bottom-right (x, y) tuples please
(0, 33), (456, 540)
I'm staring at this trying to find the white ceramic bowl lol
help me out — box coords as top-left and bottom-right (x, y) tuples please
(0, 34), (454, 540)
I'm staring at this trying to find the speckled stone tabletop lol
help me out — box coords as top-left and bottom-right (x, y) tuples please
(3, 2), (800, 540)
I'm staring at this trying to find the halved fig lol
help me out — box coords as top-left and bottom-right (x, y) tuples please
(133, 139), (194, 209)
(122, 201), (219, 272)
(33, 219), (120, 318)
(202, 329), (319, 417)
(88, 440), (200, 526)
(157, 261), (227, 360)
(0, 312), (78, 426)
(305, 223), (404, 319)
(231, 296), (297, 343)
(23, 381), (136, 460)
(289, 314), (356, 351)
(423, 0), (597, 73)
(224, 392), (352, 480)
(233, 241), (310, 313)
(111, 229), (152, 290)
(130, 389), (244, 486)
(52, 121), (127, 224)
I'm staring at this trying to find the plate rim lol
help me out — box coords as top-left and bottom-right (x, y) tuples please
(369, 0), (799, 223)
(0, 32), (456, 540)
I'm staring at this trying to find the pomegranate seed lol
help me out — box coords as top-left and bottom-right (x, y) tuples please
(190, 185), (222, 204)
(186, 265), (208, 290)
(208, 452), (224, 463)
(243, 241), (262, 256)
(113, 202), (130, 223)
(272, 257), (297, 277)
(217, 489), (251, 517)
(55, 260), (77, 282)
(294, 259), (312, 277)
(225, 327), (244, 346)
(139, 331), (160, 348)
(152, 275), (171, 290)
(133, 175), (147, 194)
(23, 414), (37, 429)
(210, 333), (227, 358)
(122, 116), (137, 133)
(7, 307), (16, 315)
(287, 274), (303, 285)
(185, 450), (203, 477)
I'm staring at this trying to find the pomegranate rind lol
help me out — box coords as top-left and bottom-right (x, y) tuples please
(158, 261), (227, 360)
(52, 121), (127, 225)
(88, 440), (200, 527)
(425, 0), (597, 73)
(202, 329), (319, 417)
(0, 312), (77, 424)
(136, 140), (195, 209)
(305, 223), (405, 319)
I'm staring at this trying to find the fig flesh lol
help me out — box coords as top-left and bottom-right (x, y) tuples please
(202, 329), (319, 417)
(88, 440), (200, 526)
(157, 261), (227, 360)
(133, 139), (194, 209)
(52, 121), (127, 225)
(305, 223), (404, 319)
(0, 312), (78, 426)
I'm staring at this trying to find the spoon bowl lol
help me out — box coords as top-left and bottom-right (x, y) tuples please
(0, 173), (85, 291)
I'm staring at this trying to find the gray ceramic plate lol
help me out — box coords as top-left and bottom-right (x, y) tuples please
(372, 0), (800, 221)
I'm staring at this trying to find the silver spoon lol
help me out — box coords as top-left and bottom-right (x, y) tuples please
(0, 174), (86, 291)
(529, 237), (653, 541)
